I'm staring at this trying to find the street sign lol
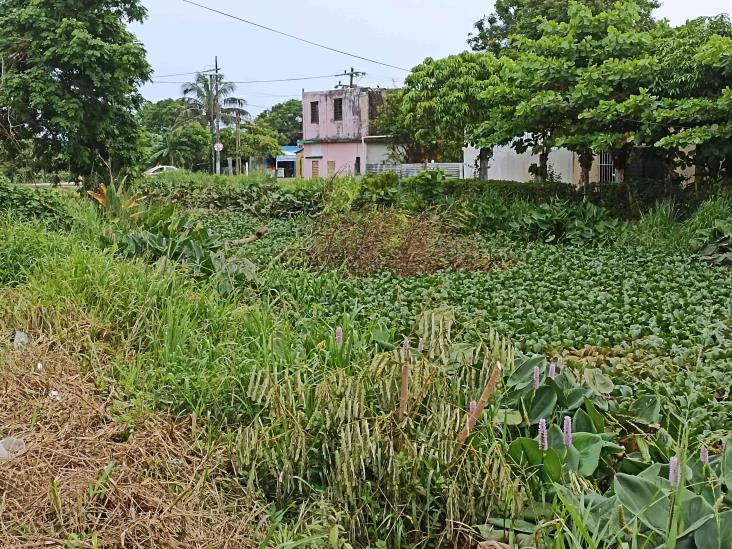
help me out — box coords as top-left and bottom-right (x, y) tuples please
(214, 142), (223, 152)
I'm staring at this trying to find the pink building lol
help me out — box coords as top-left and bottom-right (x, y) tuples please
(301, 87), (390, 179)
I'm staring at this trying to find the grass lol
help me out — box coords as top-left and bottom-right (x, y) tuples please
(2, 179), (732, 547)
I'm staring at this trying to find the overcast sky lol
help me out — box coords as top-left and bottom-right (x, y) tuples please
(132, 0), (732, 115)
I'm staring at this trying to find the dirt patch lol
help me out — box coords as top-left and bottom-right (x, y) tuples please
(0, 338), (255, 548)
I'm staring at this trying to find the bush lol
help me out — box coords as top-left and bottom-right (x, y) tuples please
(132, 170), (322, 217)
(0, 175), (70, 228)
(690, 219), (732, 265)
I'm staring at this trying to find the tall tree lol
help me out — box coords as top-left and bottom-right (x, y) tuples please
(180, 73), (249, 172)
(139, 98), (189, 135)
(149, 122), (210, 170)
(0, 0), (151, 178)
(256, 100), (303, 146)
(468, 0), (658, 54)
(400, 53), (502, 172)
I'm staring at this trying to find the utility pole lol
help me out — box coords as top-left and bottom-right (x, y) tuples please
(214, 56), (221, 175)
(336, 68), (365, 89)
(209, 73), (215, 174)
(236, 111), (241, 175)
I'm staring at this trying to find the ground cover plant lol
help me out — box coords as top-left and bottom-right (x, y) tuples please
(1, 172), (732, 547)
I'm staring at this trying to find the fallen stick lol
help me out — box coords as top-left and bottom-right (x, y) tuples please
(228, 225), (269, 247)
(457, 361), (503, 444)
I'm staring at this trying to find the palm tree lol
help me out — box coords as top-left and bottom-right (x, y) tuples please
(179, 73), (249, 172)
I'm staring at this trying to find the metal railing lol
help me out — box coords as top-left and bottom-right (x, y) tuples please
(365, 163), (463, 179)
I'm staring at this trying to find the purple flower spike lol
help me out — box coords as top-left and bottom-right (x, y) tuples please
(418, 338), (425, 353)
(548, 362), (557, 380)
(563, 416), (573, 447)
(669, 456), (680, 487)
(700, 445), (709, 465)
(469, 401), (477, 415)
(538, 419), (548, 451)
(335, 326), (343, 349)
(533, 366), (541, 390)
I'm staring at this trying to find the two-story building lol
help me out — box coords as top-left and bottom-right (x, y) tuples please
(301, 87), (390, 179)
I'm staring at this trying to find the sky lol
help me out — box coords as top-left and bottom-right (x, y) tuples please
(132, 0), (732, 116)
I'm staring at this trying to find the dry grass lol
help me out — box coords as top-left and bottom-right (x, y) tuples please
(0, 336), (257, 548)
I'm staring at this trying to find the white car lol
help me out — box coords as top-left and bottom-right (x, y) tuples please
(144, 165), (178, 177)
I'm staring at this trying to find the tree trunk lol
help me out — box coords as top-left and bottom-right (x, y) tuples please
(578, 150), (594, 188)
(478, 147), (492, 180)
(538, 147), (549, 182)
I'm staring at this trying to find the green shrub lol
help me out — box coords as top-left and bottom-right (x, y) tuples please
(132, 170), (323, 217)
(690, 219), (732, 265)
(0, 175), (70, 228)
(356, 172), (399, 206)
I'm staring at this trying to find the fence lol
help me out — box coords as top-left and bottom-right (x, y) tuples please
(365, 163), (464, 179)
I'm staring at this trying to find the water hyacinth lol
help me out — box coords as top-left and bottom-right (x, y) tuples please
(669, 456), (680, 487)
(469, 401), (477, 415)
(533, 366), (541, 390)
(563, 416), (573, 446)
(700, 445), (709, 465)
(548, 362), (557, 380)
(335, 326), (343, 350)
(538, 419), (548, 451)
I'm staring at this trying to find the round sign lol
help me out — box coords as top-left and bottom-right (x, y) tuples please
(214, 142), (223, 152)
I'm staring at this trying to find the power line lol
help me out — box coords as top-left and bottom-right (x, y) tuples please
(150, 73), (350, 85)
(152, 68), (215, 78)
(180, 0), (410, 72)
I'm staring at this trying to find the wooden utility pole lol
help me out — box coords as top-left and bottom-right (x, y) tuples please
(209, 73), (215, 174)
(214, 56), (221, 175)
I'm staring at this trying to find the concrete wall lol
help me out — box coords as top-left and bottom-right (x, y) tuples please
(303, 88), (364, 141)
(302, 142), (365, 179)
(464, 145), (576, 184)
(365, 142), (390, 165)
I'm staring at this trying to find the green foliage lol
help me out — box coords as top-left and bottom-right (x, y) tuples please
(690, 219), (732, 265)
(138, 98), (189, 135)
(0, 0), (151, 177)
(255, 99), (304, 146)
(149, 122), (210, 170)
(0, 176), (70, 228)
(132, 170), (322, 217)
(219, 122), (281, 161)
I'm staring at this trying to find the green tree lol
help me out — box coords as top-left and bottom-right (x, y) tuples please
(139, 98), (189, 135)
(474, 1), (662, 184)
(149, 122), (210, 170)
(0, 0), (151, 178)
(219, 123), (281, 162)
(256, 100), (303, 146)
(468, 0), (658, 54)
(399, 52), (502, 172)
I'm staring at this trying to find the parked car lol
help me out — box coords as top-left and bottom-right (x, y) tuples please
(144, 165), (178, 177)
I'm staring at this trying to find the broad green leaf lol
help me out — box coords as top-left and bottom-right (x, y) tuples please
(508, 437), (543, 467)
(584, 368), (614, 394)
(694, 510), (732, 549)
(528, 386), (557, 423)
(543, 448), (563, 482)
(494, 408), (524, 426)
(722, 436), (732, 492)
(573, 408), (597, 434)
(572, 432), (604, 476)
(630, 395), (662, 423)
(615, 473), (670, 534)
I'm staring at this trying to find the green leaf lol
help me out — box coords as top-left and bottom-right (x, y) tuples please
(494, 408), (524, 426)
(615, 473), (670, 534)
(573, 408), (597, 434)
(694, 510), (732, 549)
(543, 448), (563, 482)
(528, 386), (557, 423)
(583, 398), (606, 432)
(630, 395), (662, 423)
(508, 437), (543, 467)
(572, 432), (604, 476)
(584, 368), (614, 394)
(722, 436), (732, 492)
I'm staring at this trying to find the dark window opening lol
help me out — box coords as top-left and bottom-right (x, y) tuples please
(355, 156), (361, 176)
(310, 101), (319, 124)
(334, 98), (343, 121)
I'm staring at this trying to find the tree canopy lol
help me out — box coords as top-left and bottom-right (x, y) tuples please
(0, 0), (151, 178)
(256, 100), (303, 146)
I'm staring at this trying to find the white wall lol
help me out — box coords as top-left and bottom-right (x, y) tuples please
(366, 142), (390, 165)
(464, 145), (575, 183)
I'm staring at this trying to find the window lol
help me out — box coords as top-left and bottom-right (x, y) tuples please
(333, 98), (343, 121)
(327, 161), (336, 177)
(310, 101), (319, 124)
(599, 151), (615, 183)
(312, 160), (320, 177)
